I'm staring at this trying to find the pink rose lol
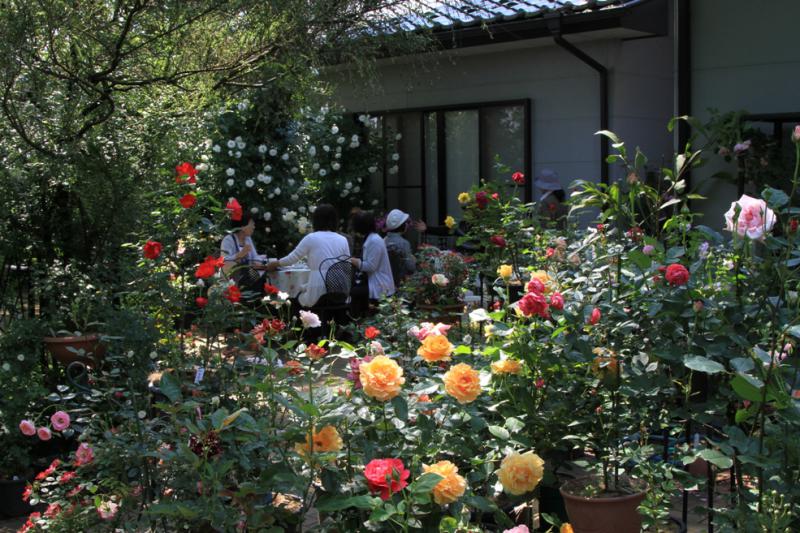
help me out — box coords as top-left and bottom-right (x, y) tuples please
(793, 125), (800, 144)
(733, 140), (751, 154)
(97, 501), (119, 520)
(588, 307), (601, 325)
(37, 427), (52, 441)
(503, 526), (530, 533)
(51, 411), (71, 431)
(431, 274), (449, 287)
(526, 278), (545, 294)
(75, 443), (95, 466)
(549, 292), (564, 311)
(415, 322), (451, 341)
(19, 419), (36, 436)
(724, 194), (776, 241)
(642, 244), (655, 255)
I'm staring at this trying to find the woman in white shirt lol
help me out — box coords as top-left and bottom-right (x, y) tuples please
(350, 210), (395, 301)
(266, 204), (350, 308)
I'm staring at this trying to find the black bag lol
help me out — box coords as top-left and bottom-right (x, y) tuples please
(351, 267), (369, 300)
(228, 235), (263, 293)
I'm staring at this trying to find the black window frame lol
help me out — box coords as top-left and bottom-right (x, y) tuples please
(355, 98), (532, 224)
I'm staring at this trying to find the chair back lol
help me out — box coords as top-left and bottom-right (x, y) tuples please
(319, 255), (353, 301)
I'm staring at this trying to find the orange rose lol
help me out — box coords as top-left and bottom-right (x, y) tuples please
(295, 425), (343, 457)
(490, 359), (522, 375)
(529, 270), (553, 293)
(591, 347), (620, 384)
(359, 355), (405, 401)
(443, 363), (481, 404)
(497, 451), (544, 495)
(423, 460), (467, 505)
(560, 524), (574, 533)
(417, 334), (454, 363)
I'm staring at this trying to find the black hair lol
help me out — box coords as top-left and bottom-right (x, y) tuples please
(352, 210), (376, 236)
(552, 189), (566, 203)
(231, 212), (255, 231)
(312, 203), (339, 232)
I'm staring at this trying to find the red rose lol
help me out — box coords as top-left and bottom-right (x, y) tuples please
(226, 198), (243, 221)
(549, 291), (564, 311)
(179, 193), (197, 209)
(587, 307), (601, 325)
(512, 171), (525, 185)
(545, 247), (555, 258)
(306, 344), (328, 360)
(264, 283), (279, 295)
(224, 285), (241, 303)
(58, 471), (77, 485)
(364, 458), (410, 500)
(195, 256), (224, 279)
(518, 292), (549, 318)
(491, 192), (499, 201)
(790, 219), (799, 234)
(665, 263), (690, 286)
(475, 191), (489, 209)
(596, 224), (605, 233)
(489, 235), (506, 248)
(195, 297), (208, 308)
(143, 240), (162, 260)
(365, 326), (380, 340)
(176, 162), (198, 180)
(527, 278), (545, 294)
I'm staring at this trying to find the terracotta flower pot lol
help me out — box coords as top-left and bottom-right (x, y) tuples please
(560, 477), (647, 533)
(43, 334), (106, 367)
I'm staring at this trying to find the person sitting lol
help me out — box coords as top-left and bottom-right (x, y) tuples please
(266, 204), (350, 308)
(383, 209), (422, 285)
(349, 210), (395, 304)
(220, 214), (268, 293)
(535, 169), (568, 227)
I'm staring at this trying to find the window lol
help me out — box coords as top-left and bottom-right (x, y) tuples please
(365, 99), (531, 227)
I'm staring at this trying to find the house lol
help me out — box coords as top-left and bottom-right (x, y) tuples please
(325, 0), (800, 229)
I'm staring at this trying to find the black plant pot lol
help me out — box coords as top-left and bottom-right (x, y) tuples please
(0, 478), (34, 518)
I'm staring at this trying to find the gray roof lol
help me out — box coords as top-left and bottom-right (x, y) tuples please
(378, 1), (632, 33)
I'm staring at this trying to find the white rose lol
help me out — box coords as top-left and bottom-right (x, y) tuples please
(227, 140), (236, 148)
(212, 144), (221, 152)
(288, 178), (295, 186)
(332, 162), (340, 170)
(269, 148), (278, 156)
(391, 153), (400, 161)
(358, 114), (367, 122)
(245, 179), (254, 188)
(312, 163), (320, 170)
(345, 181), (352, 189)
(396, 133), (403, 140)
(298, 206), (306, 213)
(337, 136), (345, 144)
(308, 145), (316, 156)
(265, 175), (272, 184)
(258, 144), (267, 153)
(290, 167), (298, 174)
(234, 151), (241, 158)
(319, 169), (327, 177)
(334, 153), (341, 159)
(264, 227), (271, 233)
(250, 207), (258, 214)
(200, 154), (209, 161)
(291, 194), (298, 201)
(351, 134), (359, 142)
(372, 199), (379, 205)
(353, 186), (360, 192)
(273, 187), (281, 195)
(236, 141), (245, 150)
(257, 173), (265, 182)
(281, 153), (289, 161)
(331, 125), (339, 134)
(226, 168), (235, 176)
(268, 193), (274, 199)
(323, 145), (330, 152)
(368, 166), (378, 173)
(388, 165), (398, 174)
(196, 163), (208, 171)
(263, 212), (272, 221)
(264, 164), (272, 171)
(226, 179), (235, 187)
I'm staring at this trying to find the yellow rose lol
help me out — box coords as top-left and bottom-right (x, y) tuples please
(491, 359), (522, 375)
(457, 192), (471, 204)
(295, 425), (343, 457)
(444, 215), (456, 230)
(359, 355), (405, 401)
(497, 264), (513, 280)
(423, 460), (467, 505)
(443, 363), (481, 404)
(497, 451), (545, 495)
(529, 270), (552, 292)
(417, 334), (454, 363)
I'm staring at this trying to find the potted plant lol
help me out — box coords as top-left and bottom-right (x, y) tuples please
(405, 245), (470, 325)
(42, 288), (109, 367)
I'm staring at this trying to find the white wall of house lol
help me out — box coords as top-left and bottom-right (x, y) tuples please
(326, 28), (674, 223)
(691, 0), (800, 228)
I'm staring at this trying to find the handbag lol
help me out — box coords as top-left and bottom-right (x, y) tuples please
(350, 252), (369, 301)
(229, 235), (263, 292)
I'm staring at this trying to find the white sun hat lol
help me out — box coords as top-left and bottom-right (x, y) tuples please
(534, 169), (562, 191)
(384, 209), (410, 231)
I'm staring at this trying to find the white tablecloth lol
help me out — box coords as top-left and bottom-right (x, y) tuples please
(268, 268), (310, 298)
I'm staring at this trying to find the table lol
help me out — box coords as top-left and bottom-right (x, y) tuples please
(267, 268), (310, 298)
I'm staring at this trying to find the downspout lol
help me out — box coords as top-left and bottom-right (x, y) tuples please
(547, 16), (610, 185)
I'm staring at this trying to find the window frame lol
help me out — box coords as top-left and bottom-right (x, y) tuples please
(356, 98), (532, 224)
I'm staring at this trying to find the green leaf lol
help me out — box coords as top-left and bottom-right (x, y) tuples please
(731, 374), (763, 402)
(595, 130), (621, 144)
(684, 356), (725, 374)
(316, 494), (380, 512)
(488, 425), (510, 440)
(453, 345), (472, 355)
(698, 448), (733, 469)
(504, 417), (525, 433)
(409, 472), (443, 494)
(159, 372), (182, 403)
(392, 396), (408, 422)
(627, 250), (652, 270)
(762, 187), (789, 208)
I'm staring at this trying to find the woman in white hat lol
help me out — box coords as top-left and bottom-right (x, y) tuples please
(382, 208), (422, 284)
(535, 169), (567, 226)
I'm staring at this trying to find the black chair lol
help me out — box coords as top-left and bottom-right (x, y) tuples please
(310, 255), (353, 337)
